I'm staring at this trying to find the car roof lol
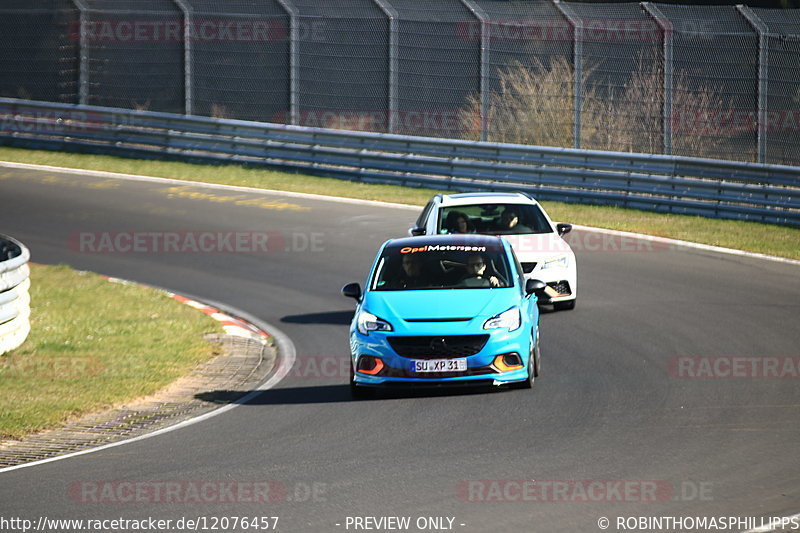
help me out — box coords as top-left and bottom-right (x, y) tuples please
(438, 192), (539, 206)
(386, 234), (506, 250)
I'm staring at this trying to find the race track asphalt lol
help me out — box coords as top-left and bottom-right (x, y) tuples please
(1, 165), (798, 532)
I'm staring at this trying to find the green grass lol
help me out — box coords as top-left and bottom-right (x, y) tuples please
(0, 264), (220, 440)
(1, 146), (798, 259)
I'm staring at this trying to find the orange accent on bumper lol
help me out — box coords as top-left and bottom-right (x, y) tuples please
(358, 357), (385, 375)
(492, 355), (523, 372)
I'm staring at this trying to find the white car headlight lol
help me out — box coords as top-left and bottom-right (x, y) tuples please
(356, 311), (393, 335)
(540, 256), (569, 270)
(483, 307), (521, 332)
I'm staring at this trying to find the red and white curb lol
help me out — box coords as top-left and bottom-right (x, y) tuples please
(101, 276), (270, 344)
(168, 294), (270, 343)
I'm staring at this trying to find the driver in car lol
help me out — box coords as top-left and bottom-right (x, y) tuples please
(459, 253), (502, 287)
(493, 207), (532, 234)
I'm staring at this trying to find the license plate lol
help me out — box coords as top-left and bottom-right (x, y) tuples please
(411, 359), (467, 373)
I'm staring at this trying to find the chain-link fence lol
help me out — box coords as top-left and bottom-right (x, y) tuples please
(190, 0), (290, 122)
(0, 0), (79, 103)
(1, 1), (798, 165)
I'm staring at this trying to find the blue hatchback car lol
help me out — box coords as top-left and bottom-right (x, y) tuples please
(342, 234), (547, 396)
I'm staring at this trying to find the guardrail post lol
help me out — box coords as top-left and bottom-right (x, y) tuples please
(554, 1), (582, 149)
(172, 0), (193, 115)
(371, 0), (399, 134)
(0, 235), (31, 356)
(738, 5), (769, 164)
(275, 0), (299, 126)
(459, 0), (489, 142)
(642, 3), (673, 156)
(70, 0), (90, 105)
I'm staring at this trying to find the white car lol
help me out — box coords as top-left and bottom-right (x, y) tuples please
(409, 192), (577, 310)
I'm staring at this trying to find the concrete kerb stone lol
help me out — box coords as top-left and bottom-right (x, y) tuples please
(0, 276), (277, 468)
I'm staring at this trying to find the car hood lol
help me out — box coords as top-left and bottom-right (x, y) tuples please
(503, 233), (573, 261)
(363, 289), (519, 321)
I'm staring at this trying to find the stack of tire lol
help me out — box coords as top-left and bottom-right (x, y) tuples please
(0, 234), (30, 355)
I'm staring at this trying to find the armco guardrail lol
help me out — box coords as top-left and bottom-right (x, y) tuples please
(1, 97), (799, 227)
(0, 234), (31, 356)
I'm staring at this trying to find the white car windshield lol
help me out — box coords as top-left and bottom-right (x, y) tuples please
(438, 203), (552, 235)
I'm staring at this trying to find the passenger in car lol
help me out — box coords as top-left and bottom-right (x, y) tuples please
(387, 253), (430, 289)
(444, 210), (476, 234)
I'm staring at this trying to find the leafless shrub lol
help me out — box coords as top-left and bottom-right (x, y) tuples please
(462, 58), (579, 147)
(464, 55), (738, 159)
(210, 103), (228, 119)
(131, 99), (151, 111)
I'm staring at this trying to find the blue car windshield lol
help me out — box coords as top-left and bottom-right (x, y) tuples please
(372, 243), (512, 291)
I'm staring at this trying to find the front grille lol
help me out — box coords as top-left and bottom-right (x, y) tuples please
(387, 335), (490, 359)
(521, 262), (537, 273)
(547, 280), (572, 296)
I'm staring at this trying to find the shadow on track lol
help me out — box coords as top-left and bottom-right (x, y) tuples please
(195, 384), (506, 406)
(280, 310), (353, 325)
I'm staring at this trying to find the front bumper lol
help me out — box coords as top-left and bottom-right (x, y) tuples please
(350, 327), (531, 388)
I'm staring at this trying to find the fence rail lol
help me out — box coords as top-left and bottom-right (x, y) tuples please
(1, 97), (799, 227)
(0, 234), (31, 356)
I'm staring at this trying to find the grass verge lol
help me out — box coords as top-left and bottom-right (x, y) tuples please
(0, 264), (220, 440)
(1, 146), (798, 260)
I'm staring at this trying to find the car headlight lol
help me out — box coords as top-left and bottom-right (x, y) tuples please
(356, 311), (393, 335)
(540, 256), (569, 270)
(483, 307), (521, 332)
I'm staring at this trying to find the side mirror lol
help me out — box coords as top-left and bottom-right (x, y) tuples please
(525, 278), (547, 297)
(556, 223), (572, 236)
(409, 227), (426, 236)
(341, 282), (362, 301)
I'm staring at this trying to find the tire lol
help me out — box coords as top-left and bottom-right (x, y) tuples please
(511, 332), (538, 390)
(533, 335), (541, 378)
(553, 298), (576, 311)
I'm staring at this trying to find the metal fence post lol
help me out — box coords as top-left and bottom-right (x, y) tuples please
(554, 1), (582, 149)
(371, 0), (399, 134)
(642, 3), (673, 156)
(738, 5), (769, 164)
(70, 0), (89, 105)
(274, 0), (299, 126)
(172, 0), (193, 115)
(459, 0), (489, 142)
